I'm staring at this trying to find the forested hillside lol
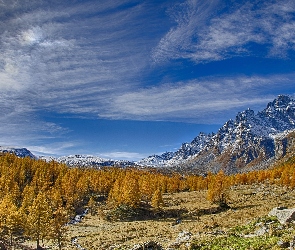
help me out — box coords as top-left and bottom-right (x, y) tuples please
(0, 152), (295, 249)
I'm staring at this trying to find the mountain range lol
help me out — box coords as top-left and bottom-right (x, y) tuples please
(40, 155), (134, 168)
(2, 95), (295, 174)
(137, 95), (295, 174)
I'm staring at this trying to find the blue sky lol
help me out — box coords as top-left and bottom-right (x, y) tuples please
(1, 0), (295, 160)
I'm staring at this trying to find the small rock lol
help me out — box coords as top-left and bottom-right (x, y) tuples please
(172, 218), (182, 226)
(175, 231), (192, 243)
(254, 226), (268, 236)
(168, 231), (193, 249)
(269, 207), (295, 224)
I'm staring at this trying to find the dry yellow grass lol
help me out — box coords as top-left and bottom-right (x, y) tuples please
(44, 183), (295, 249)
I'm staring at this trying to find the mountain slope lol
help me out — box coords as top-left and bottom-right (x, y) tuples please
(136, 132), (214, 167)
(0, 146), (37, 159)
(138, 95), (295, 174)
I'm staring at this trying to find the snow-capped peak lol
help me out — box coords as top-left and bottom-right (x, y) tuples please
(0, 146), (36, 159)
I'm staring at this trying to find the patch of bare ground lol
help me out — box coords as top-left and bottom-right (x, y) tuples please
(63, 183), (295, 250)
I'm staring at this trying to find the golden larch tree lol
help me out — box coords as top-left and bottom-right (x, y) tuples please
(151, 188), (164, 209)
(207, 170), (229, 207)
(0, 194), (22, 245)
(50, 206), (69, 250)
(26, 192), (52, 249)
(121, 172), (141, 208)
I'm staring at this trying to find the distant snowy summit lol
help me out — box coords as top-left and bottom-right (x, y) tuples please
(137, 95), (295, 173)
(0, 146), (37, 159)
(0, 147), (134, 168)
(55, 154), (135, 168)
(40, 154), (134, 168)
(136, 132), (214, 167)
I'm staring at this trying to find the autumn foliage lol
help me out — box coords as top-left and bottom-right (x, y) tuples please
(0, 152), (295, 248)
(207, 170), (229, 206)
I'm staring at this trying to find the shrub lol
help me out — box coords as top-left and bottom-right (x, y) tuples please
(105, 205), (141, 221)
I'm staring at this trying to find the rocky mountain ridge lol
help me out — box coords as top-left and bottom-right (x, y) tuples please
(138, 95), (295, 174)
(136, 132), (214, 167)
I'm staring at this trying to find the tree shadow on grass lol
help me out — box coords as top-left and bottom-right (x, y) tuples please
(104, 203), (233, 223)
(105, 205), (190, 222)
(232, 204), (259, 210)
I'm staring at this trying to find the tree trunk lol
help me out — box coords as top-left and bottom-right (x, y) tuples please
(58, 238), (62, 250)
(36, 235), (40, 250)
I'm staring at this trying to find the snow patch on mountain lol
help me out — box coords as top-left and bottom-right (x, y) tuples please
(40, 154), (134, 168)
(0, 146), (36, 159)
(136, 132), (214, 167)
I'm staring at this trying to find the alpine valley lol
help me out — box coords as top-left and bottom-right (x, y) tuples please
(2, 95), (295, 174)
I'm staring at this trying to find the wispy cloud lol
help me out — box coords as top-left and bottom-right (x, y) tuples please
(0, 113), (68, 150)
(152, 0), (295, 63)
(102, 74), (295, 123)
(0, 1), (160, 137)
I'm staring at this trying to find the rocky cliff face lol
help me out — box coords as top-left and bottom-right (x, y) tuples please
(273, 130), (295, 160)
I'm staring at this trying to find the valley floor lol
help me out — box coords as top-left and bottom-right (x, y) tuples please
(61, 183), (295, 250)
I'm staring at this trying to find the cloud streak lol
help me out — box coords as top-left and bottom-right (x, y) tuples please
(103, 74), (295, 123)
(152, 0), (295, 63)
(0, 0), (173, 154)
(3, 0), (294, 128)
(0, 1), (156, 124)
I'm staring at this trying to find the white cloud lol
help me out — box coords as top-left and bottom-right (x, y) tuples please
(0, 115), (67, 150)
(0, 1), (165, 149)
(101, 74), (295, 123)
(152, 0), (295, 63)
(29, 142), (79, 157)
(152, 0), (219, 63)
(20, 27), (43, 45)
(0, 3), (148, 99)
